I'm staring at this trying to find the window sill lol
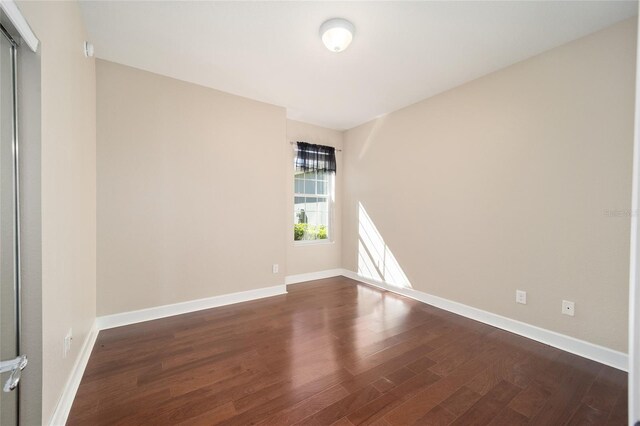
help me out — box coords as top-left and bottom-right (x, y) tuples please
(293, 240), (335, 247)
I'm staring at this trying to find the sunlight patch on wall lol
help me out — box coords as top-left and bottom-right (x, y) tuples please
(358, 202), (412, 289)
(358, 114), (387, 161)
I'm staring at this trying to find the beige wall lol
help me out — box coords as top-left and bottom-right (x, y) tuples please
(342, 18), (636, 352)
(96, 60), (287, 316)
(286, 120), (343, 276)
(17, 1), (97, 423)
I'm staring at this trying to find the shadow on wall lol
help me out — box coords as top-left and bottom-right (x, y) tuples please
(357, 202), (412, 289)
(357, 114), (387, 161)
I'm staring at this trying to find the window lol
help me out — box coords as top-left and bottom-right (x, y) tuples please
(293, 142), (336, 242)
(294, 171), (331, 241)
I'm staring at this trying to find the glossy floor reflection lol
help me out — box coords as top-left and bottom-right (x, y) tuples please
(68, 277), (628, 425)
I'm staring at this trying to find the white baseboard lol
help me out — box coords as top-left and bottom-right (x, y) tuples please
(285, 269), (344, 285)
(96, 284), (287, 331)
(339, 269), (628, 372)
(48, 322), (99, 426)
(48, 273), (627, 426)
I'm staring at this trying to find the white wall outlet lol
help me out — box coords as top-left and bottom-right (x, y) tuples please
(516, 290), (527, 305)
(562, 300), (575, 316)
(272, 264), (279, 274)
(63, 329), (73, 358)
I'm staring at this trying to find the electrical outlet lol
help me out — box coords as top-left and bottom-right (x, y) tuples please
(63, 329), (73, 358)
(562, 300), (575, 316)
(272, 264), (279, 274)
(516, 290), (527, 305)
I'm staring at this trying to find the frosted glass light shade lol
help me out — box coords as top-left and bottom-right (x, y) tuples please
(320, 18), (355, 53)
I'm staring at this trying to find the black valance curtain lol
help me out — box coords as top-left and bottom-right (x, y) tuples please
(295, 142), (337, 173)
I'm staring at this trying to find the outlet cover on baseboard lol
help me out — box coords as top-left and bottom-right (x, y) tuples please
(516, 290), (527, 304)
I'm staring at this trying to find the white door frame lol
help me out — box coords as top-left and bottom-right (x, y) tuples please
(629, 8), (640, 426)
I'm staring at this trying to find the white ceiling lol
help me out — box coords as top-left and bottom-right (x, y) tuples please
(79, 1), (637, 130)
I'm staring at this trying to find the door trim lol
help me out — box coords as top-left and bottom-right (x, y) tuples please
(628, 10), (640, 425)
(0, 1), (37, 52)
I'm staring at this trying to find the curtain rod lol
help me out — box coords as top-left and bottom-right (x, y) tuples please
(289, 141), (342, 152)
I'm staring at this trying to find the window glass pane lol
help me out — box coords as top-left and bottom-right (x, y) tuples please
(318, 222), (328, 239)
(300, 213), (309, 224)
(293, 169), (332, 241)
(305, 199), (317, 214)
(317, 198), (328, 214)
(318, 212), (327, 226)
(296, 211), (308, 224)
(305, 180), (315, 194)
(294, 197), (306, 223)
(307, 211), (318, 225)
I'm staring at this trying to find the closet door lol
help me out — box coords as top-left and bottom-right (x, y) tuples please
(0, 25), (25, 426)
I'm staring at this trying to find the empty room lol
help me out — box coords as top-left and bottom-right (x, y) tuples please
(0, 0), (639, 425)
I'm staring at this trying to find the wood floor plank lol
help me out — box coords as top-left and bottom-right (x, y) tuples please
(175, 401), (237, 426)
(330, 417), (355, 426)
(439, 386), (482, 417)
(310, 384), (381, 425)
(104, 370), (279, 425)
(486, 407), (529, 426)
(219, 369), (353, 425)
(347, 370), (442, 426)
(507, 383), (550, 419)
(406, 356), (436, 374)
(383, 357), (490, 424)
(371, 366), (416, 393)
(582, 366), (626, 413)
(371, 377), (396, 394)
(340, 342), (435, 393)
(413, 405), (457, 425)
(66, 388), (170, 426)
(567, 403), (609, 426)
(347, 392), (400, 425)
(606, 391), (628, 426)
(383, 328), (516, 425)
(449, 380), (521, 426)
(66, 278), (628, 425)
(258, 384), (350, 425)
(528, 353), (604, 425)
(367, 419), (391, 426)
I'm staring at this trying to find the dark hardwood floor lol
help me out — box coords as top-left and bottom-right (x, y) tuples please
(68, 277), (628, 425)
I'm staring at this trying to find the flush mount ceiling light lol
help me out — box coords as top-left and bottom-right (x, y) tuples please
(320, 18), (355, 53)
